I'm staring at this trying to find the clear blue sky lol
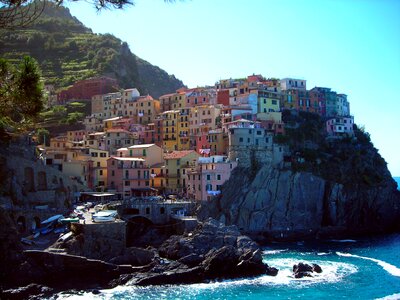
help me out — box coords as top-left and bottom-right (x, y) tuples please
(66, 0), (400, 176)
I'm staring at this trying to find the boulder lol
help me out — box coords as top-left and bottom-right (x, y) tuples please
(266, 266), (279, 276)
(293, 262), (322, 278)
(312, 263), (322, 273)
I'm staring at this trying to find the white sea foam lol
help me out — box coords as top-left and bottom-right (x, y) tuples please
(187, 258), (358, 290)
(336, 252), (400, 277)
(375, 293), (400, 300)
(317, 252), (330, 256)
(262, 249), (288, 255)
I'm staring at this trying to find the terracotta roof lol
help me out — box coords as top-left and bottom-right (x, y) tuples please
(159, 93), (176, 98)
(164, 150), (197, 160)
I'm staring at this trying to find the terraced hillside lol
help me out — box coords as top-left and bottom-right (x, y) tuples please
(0, 2), (184, 98)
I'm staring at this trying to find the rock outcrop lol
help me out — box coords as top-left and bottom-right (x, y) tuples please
(198, 166), (400, 240)
(125, 218), (276, 285)
(293, 262), (322, 278)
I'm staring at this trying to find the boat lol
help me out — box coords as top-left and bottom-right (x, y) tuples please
(92, 210), (117, 222)
(41, 214), (63, 225)
(40, 227), (53, 235)
(92, 216), (116, 223)
(58, 217), (79, 224)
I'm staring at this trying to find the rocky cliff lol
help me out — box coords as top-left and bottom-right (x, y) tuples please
(198, 166), (400, 240)
(198, 112), (400, 240)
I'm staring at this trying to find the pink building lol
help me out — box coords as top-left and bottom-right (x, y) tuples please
(67, 130), (86, 142)
(107, 157), (154, 198)
(185, 88), (211, 107)
(187, 155), (237, 201)
(326, 116), (354, 137)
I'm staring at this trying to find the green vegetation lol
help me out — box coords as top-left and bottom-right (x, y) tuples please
(0, 56), (44, 139)
(0, 2), (184, 98)
(280, 110), (389, 188)
(39, 100), (89, 126)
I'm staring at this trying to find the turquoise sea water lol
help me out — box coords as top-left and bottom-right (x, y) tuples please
(56, 234), (400, 300)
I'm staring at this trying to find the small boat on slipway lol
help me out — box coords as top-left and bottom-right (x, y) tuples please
(92, 210), (117, 223)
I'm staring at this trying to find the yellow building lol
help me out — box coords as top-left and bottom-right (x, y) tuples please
(257, 90), (281, 114)
(177, 108), (190, 150)
(208, 129), (228, 156)
(164, 150), (199, 193)
(134, 95), (161, 125)
(161, 110), (179, 151)
(87, 148), (109, 189)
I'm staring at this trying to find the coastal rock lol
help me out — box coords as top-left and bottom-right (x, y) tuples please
(293, 262), (322, 278)
(109, 247), (156, 266)
(158, 218), (269, 281)
(159, 218), (258, 260)
(266, 266), (279, 276)
(21, 250), (135, 288)
(198, 165), (400, 240)
(0, 283), (53, 300)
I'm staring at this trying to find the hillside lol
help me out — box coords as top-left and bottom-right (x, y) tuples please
(0, 2), (184, 98)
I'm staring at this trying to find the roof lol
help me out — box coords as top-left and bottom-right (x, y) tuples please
(89, 132), (106, 136)
(103, 116), (123, 122)
(164, 150), (197, 160)
(116, 147), (128, 151)
(128, 144), (156, 149)
(224, 118), (260, 125)
(109, 157), (145, 162)
(106, 128), (130, 133)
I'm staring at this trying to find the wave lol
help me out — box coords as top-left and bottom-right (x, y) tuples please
(262, 249), (288, 255)
(375, 293), (400, 300)
(336, 252), (400, 277)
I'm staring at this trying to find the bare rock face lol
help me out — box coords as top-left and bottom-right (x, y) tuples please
(198, 166), (400, 240)
(156, 218), (272, 281)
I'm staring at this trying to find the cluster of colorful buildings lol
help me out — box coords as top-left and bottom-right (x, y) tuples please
(39, 74), (354, 201)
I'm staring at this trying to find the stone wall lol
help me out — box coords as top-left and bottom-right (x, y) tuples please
(69, 221), (126, 260)
(0, 140), (88, 234)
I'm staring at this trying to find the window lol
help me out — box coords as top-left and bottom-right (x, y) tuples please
(217, 174), (221, 180)
(99, 170), (103, 176)
(125, 181), (130, 186)
(272, 100), (277, 105)
(111, 170), (115, 176)
(257, 130), (262, 135)
(239, 137), (243, 142)
(206, 174), (211, 180)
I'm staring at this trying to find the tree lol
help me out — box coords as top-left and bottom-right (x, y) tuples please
(0, 56), (44, 132)
(36, 127), (49, 145)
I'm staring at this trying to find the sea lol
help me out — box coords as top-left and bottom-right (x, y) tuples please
(55, 234), (400, 300)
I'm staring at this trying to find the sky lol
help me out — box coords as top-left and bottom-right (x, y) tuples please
(66, 0), (400, 176)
